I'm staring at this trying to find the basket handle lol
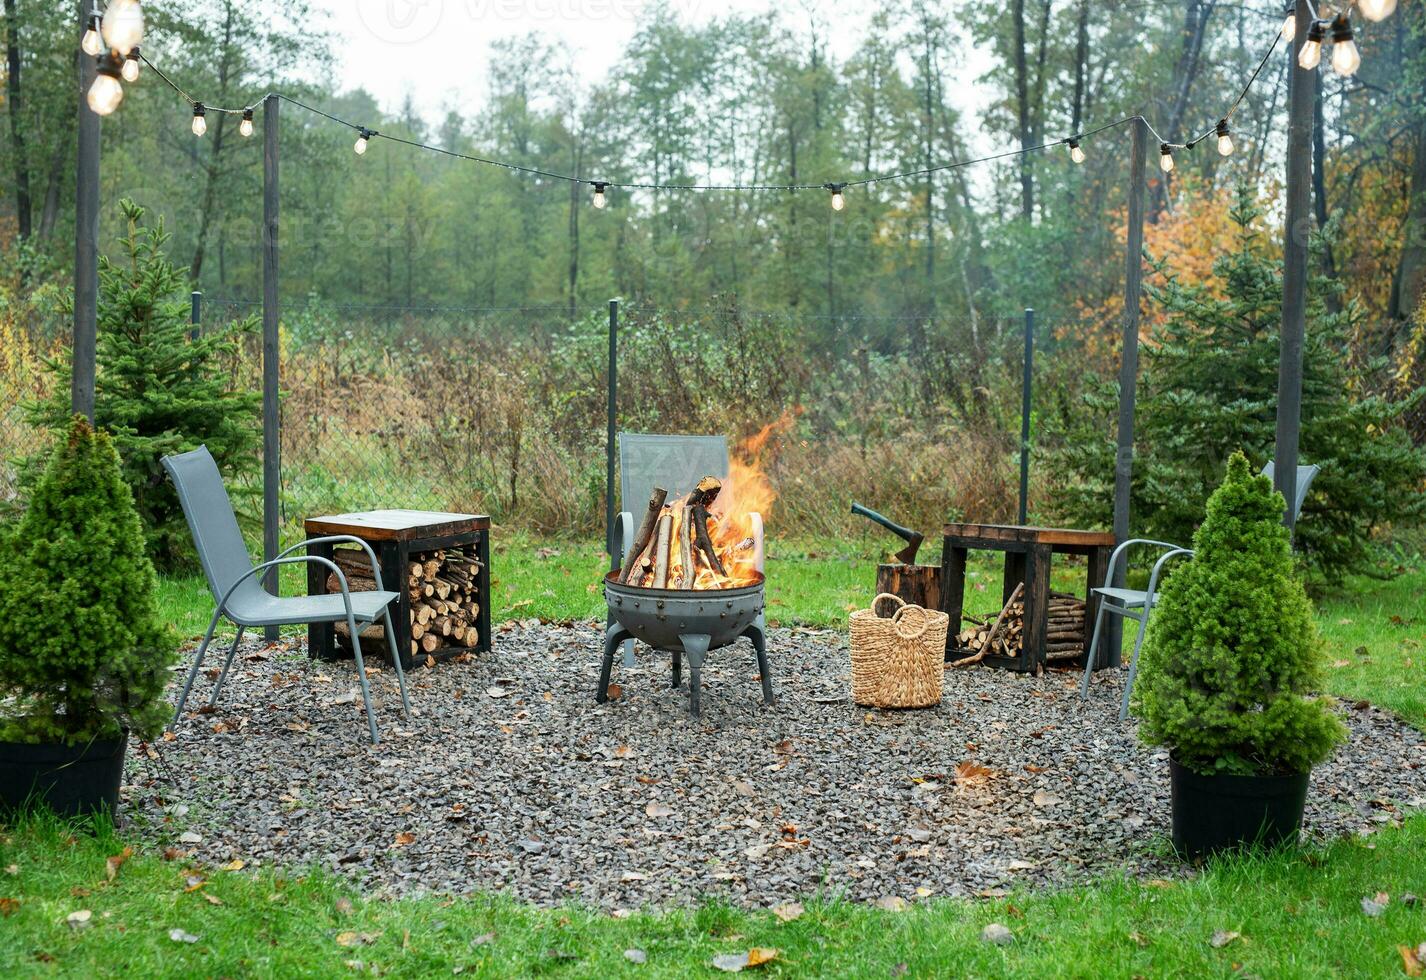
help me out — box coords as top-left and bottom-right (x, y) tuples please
(891, 602), (932, 640)
(871, 593), (906, 619)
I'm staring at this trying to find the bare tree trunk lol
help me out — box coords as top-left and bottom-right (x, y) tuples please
(1152, 0), (1215, 219)
(1390, 114), (1426, 321)
(4, 0), (32, 243)
(1070, 0), (1089, 135)
(189, 1), (235, 282)
(1012, 0), (1034, 219)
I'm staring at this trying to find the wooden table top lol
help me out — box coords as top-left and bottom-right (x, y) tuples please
(942, 522), (1115, 548)
(304, 509), (490, 542)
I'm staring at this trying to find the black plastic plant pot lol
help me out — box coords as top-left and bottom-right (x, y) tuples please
(0, 732), (128, 818)
(1169, 754), (1309, 859)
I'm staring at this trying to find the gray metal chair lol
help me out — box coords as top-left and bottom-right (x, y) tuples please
(1079, 539), (1193, 721)
(162, 446), (411, 744)
(611, 433), (765, 666)
(1261, 460), (1320, 524)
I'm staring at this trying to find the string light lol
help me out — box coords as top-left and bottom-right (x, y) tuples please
(191, 103), (207, 137)
(240, 107), (254, 137)
(100, 0), (145, 57)
(86, 53), (124, 116)
(1298, 19), (1325, 69)
(591, 182), (608, 209)
(1067, 138), (1085, 164)
(1357, 0), (1396, 22)
(1281, 5), (1296, 41)
(81, 13), (104, 57)
(825, 182), (846, 211)
(1215, 119), (1233, 157)
(354, 127), (374, 154)
(1329, 15), (1360, 77)
(121, 48), (140, 83)
(1159, 143), (1175, 173)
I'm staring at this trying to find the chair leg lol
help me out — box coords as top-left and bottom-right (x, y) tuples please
(597, 625), (631, 702)
(172, 606), (224, 729)
(346, 611), (381, 745)
(207, 626), (247, 710)
(1080, 602), (1111, 699)
(382, 608), (412, 719)
(745, 621), (774, 705)
(681, 633), (711, 720)
(1120, 606), (1154, 722)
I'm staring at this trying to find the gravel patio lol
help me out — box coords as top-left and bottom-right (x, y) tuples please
(125, 622), (1426, 910)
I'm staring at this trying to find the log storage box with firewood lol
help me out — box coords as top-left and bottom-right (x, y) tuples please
(303, 510), (491, 671)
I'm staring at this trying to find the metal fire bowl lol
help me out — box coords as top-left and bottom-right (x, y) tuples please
(604, 570), (765, 652)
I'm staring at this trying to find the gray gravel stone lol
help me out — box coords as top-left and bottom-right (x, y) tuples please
(122, 621), (1426, 910)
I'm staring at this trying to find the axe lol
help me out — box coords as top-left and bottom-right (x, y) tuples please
(850, 503), (925, 565)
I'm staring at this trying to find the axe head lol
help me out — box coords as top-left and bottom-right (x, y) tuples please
(893, 532), (924, 566)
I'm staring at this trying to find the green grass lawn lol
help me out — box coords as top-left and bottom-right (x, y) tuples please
(6, 537), (1426, 977)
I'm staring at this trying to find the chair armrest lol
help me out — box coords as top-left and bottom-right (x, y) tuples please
(1144, 548), (1193, 600)
(615, 512), (635, 571)
(1102, 538), (1186, 590)
(749, 513), (765, 574)
(278, 535), (385, 591)
(219, 556), (355, 621)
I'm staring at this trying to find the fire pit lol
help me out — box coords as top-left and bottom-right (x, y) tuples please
(597, 473), (774, 719)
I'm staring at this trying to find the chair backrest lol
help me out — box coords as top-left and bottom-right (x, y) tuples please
(618, 433), (730, 510)
(161, 446), (263, 606)
(1260, 460), (1321, 524)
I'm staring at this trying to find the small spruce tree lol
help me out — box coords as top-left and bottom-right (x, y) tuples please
(1133, 451), (1346, 776)
(29, 200), (261, 568)
(0, 417), (176, 744)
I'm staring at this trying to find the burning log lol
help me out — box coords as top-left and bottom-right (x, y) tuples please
(691, 503), (727, 578)
(619, 486), (668, 584)
(677, 505), (696, 589)
(651, 513), (673, 589)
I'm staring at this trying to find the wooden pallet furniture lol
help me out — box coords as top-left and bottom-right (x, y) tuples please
(304, 510), (491, 670)
(940, 522), (1114, 672)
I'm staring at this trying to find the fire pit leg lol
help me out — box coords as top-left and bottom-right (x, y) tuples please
(597, 624), (633, 703)
(744, 624), (775, 705)
(680, 633), (711, 719)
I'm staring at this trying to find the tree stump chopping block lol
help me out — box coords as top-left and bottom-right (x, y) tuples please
(874, 564), (942, 612)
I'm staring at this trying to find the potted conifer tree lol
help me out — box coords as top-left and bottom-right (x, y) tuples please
(0, 417), (176, 817)
(1133, 452), (1347, 858)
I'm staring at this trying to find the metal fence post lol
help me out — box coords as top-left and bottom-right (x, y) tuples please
(1018, 308), (1034, 526)
(72, 0), (99, 421)
(262, 94), (280, 640)
(606, 298), (619, 570)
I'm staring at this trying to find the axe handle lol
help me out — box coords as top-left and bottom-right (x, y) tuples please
(850, 503), (919, 544)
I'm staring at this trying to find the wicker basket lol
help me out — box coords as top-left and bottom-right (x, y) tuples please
(849, 593), (949, 709)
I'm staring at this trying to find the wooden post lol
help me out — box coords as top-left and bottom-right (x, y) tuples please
(1108, 116), (1149, 669)
(606, 298), (619, 570)
(262, 94), (280, 638)
(1018, 307), (1034, 525)
(1276, 0), (1314, 538)
(72, 0), (99, 421)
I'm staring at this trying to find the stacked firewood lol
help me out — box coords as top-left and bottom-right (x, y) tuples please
(617, 477), (736, 589)
(328, 546), (482, 658)
(952, 586), (1088, 664)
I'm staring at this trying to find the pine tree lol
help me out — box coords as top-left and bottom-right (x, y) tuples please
(0, 417), (176, 745)
(1133, 452), (1346, 776)
(1048, 186), (1426, 582)
(29, 200), (261, 568)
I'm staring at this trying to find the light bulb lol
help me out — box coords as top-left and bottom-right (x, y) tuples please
(121, 52), (139, 82)
(1159, 144), (1175, 173)
(1215, 120), (1233, 157)
(239, 110), (254, 137)
(191, 105), (207, 137)
(354, 134), (368, 155)
(1298, 20), (1325, 70)
(1068, 139), (1085, 164)
(1330, 16), (1360, 77)
(81, 18), (103, 56)
(592, 183), (607, 209)
(101, 0), (145, 57)
(831, 191), (845, 211)
(1281, 13), (1295, 40)
(87, 70), (124, 116)
(1357, 0), (1396, 22)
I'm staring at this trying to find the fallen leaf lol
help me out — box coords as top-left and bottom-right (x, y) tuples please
(178, 831), (202, 845)
(1401, 944), (1425, 977)
(915, 886), (935, 898)
(1032, 790), (1063, 807)
(470, 932), (495, 946)
(219, 859), (246, 872)
(169, 928), (200, 944)
(645, 801), (674, 818)
(980, 923), (1014, 945)
(874, 896), (909, 912)
(486, 686), (511, 699)
(613, 745), (634, 759)
(0, 898), (19, 917)
(392, 832), (416, 848)
(1361, 894), (1388, 917)
(202, 893), (224, 906)
(747, 948), (779, 967)
(606, 683), (623, 700)
(3, 864), (16, 875)
(954, 761), (993, 787)
(335, 930), (382, 947)
(771, 902), (803, 923)
(67, 909), (92, 929)
(105, 846), (133, 881)
(624, 948), (647, 964)
(1209, 930), (1241, 949)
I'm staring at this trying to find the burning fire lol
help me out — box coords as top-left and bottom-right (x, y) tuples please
(621, 414), (794, 591)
